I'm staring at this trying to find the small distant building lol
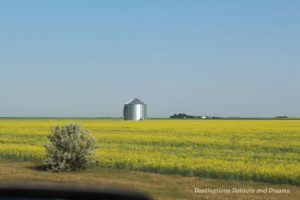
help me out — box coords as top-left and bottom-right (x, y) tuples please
(123, 98), (147, 120)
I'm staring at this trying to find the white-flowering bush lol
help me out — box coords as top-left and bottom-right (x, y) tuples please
(44, 123), (96, 171)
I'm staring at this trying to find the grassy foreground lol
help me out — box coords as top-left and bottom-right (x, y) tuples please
(0, 119), (299, 184)
(0, 160), (299, 200)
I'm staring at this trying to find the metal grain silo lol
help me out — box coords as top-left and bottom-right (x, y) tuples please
(123, 98), (147, 120)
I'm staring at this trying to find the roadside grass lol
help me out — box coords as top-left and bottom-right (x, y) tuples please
(0, 160), (299, 200)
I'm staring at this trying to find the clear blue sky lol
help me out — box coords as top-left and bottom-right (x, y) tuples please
(1, 0), (299, 117)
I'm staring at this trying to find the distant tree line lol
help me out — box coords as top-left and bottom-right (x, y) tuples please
(170, 114), (292, 119)
(170, 113), (224, 119)
(275, 116), (289, 119)
(170, 113), (200, 119)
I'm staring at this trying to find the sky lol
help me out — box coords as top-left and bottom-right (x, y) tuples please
(0, 0), (300, 118)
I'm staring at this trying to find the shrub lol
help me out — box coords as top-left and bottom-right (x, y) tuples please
(44, 123), (96, 172)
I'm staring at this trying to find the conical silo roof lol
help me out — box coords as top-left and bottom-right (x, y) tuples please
(125, 98), (146, 105)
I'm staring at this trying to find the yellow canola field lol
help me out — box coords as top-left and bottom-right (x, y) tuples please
(0, 119), (299, 185)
